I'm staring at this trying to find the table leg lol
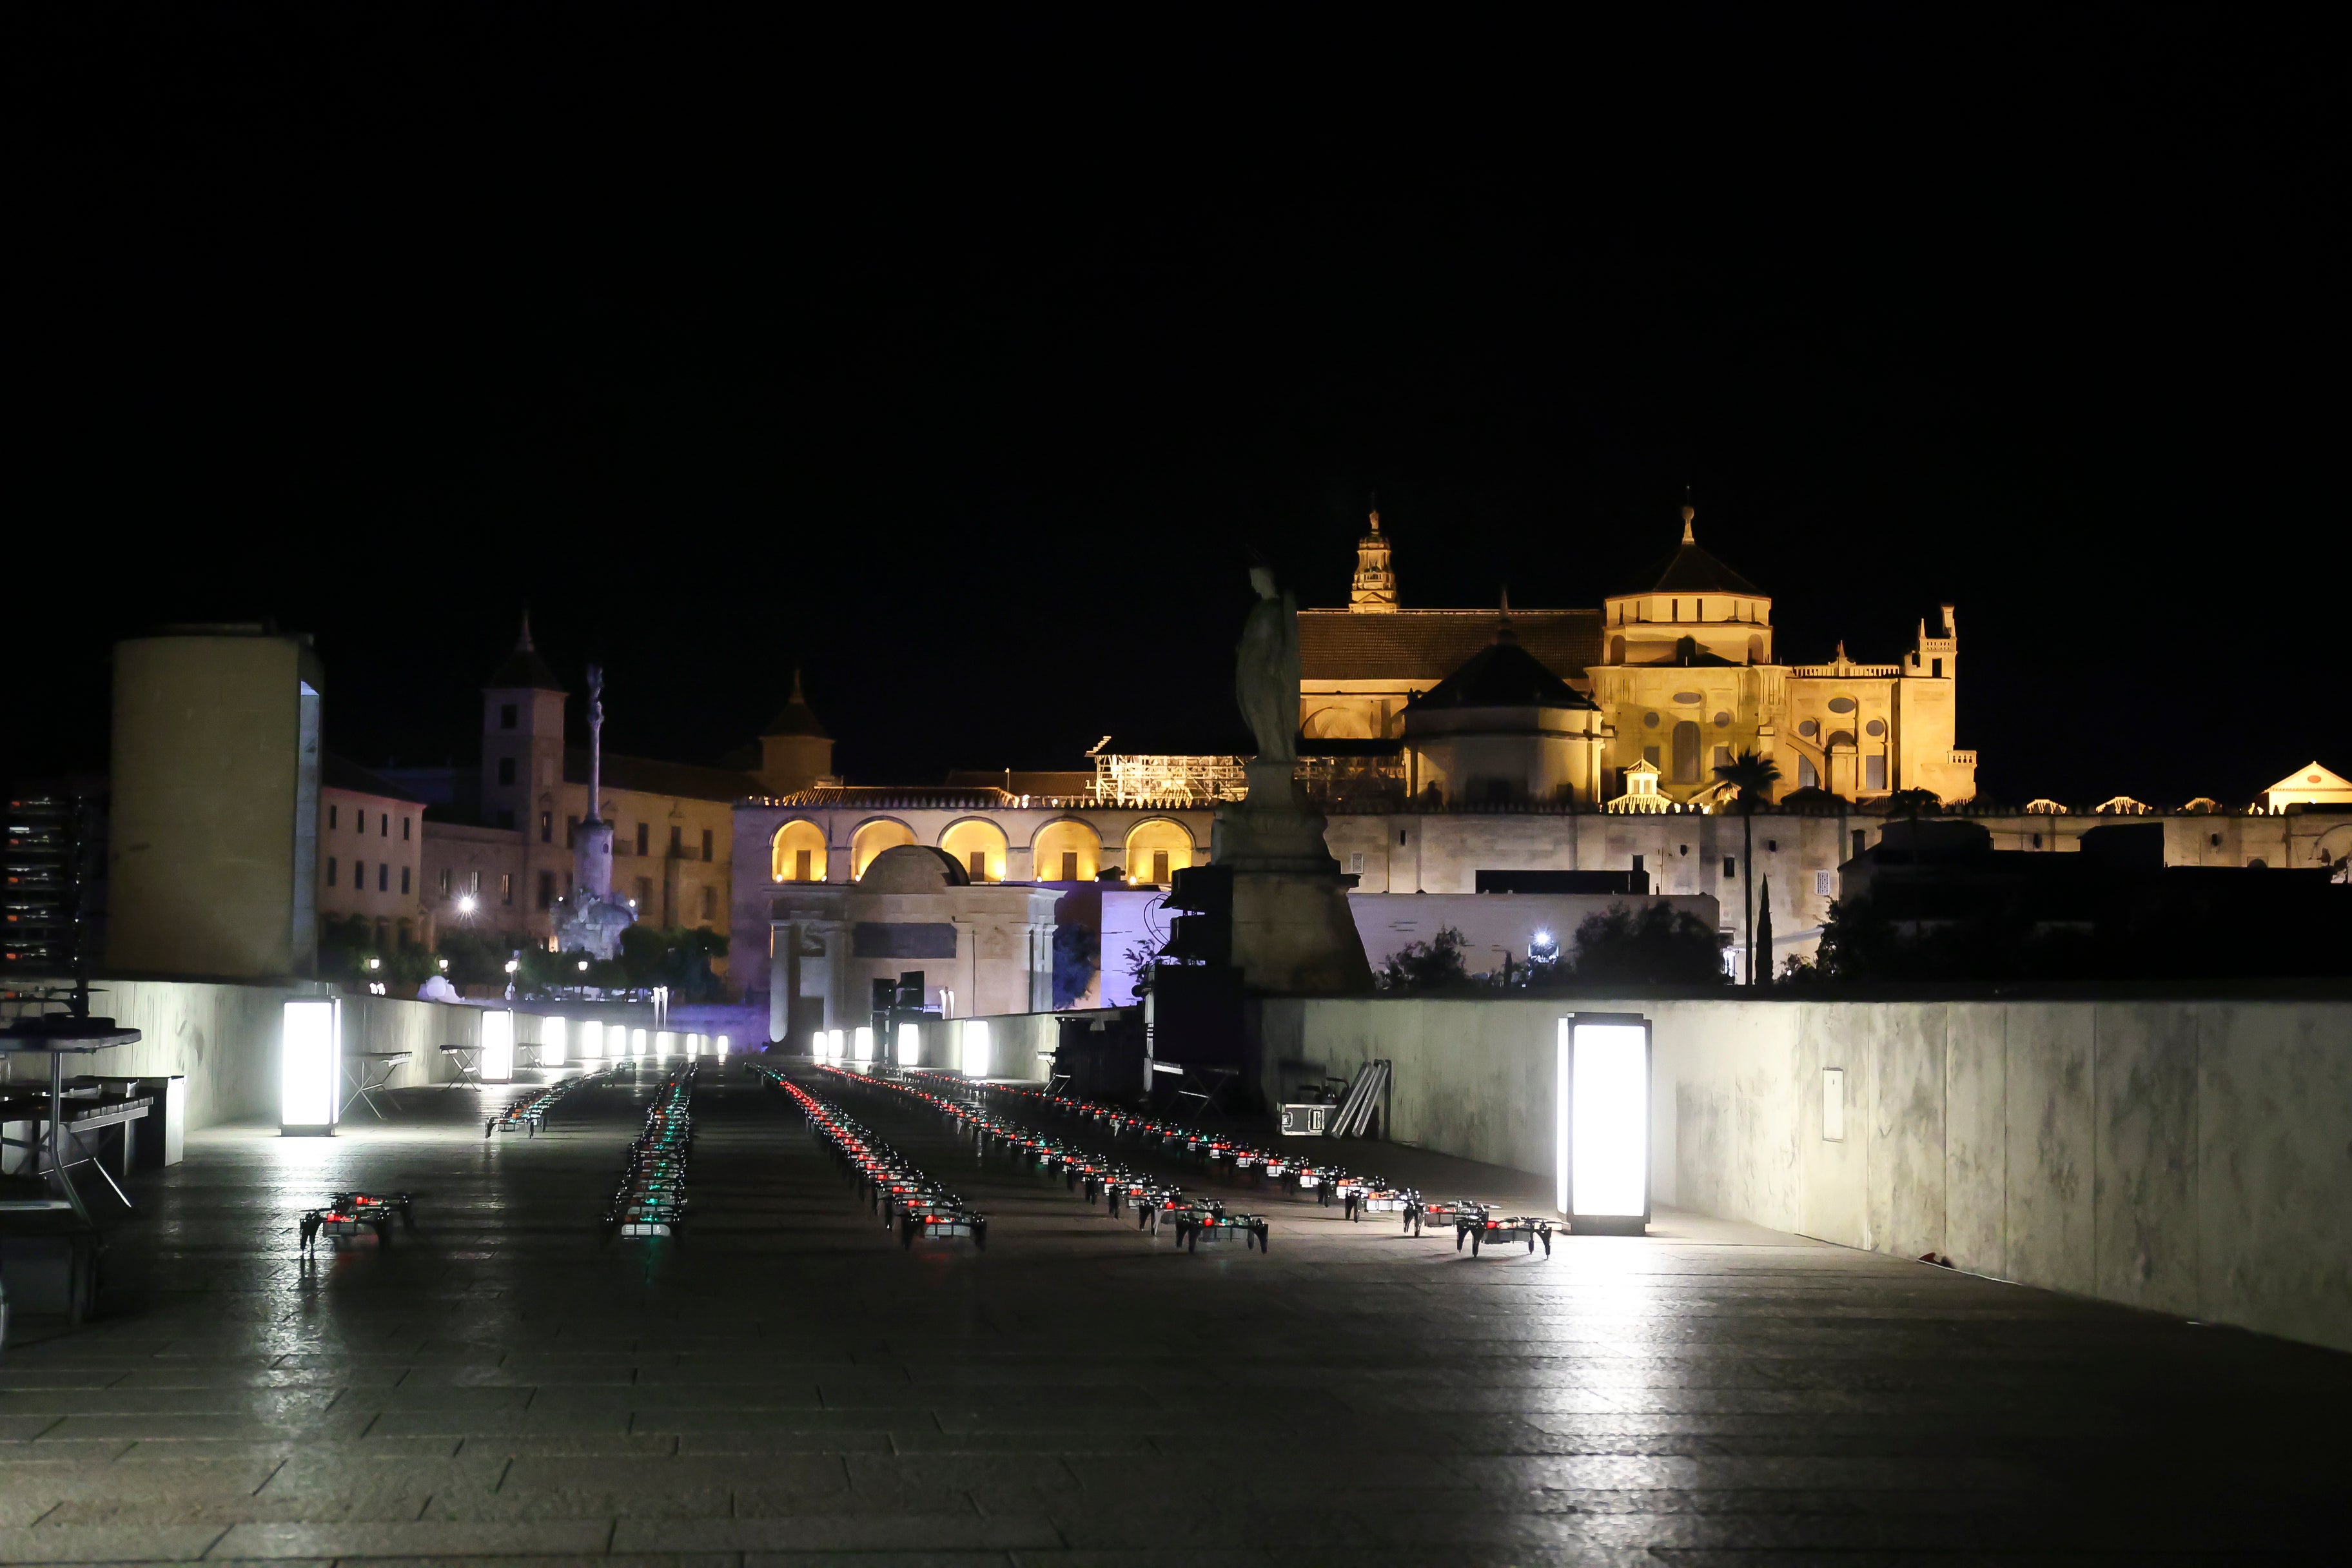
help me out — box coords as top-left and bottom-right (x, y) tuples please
(48, 1054), (88, 1224)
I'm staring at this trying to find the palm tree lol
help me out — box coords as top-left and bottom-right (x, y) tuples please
(1712, 749), (1783, 986)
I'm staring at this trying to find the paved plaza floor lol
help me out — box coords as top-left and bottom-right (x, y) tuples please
(0, 1057), (2345, 1565)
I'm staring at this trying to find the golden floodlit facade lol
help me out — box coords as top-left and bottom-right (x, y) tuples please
(1298, 506), (1979, 807)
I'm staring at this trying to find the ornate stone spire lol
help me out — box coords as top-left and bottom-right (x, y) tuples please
(1349, 502), (1398, 612)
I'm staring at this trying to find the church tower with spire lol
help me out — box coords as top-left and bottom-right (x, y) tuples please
(480, 612), (567, 838)
(1348, 507), (1398, 612)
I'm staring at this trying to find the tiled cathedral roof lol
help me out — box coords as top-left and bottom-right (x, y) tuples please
(1298, 608), (1603, 681)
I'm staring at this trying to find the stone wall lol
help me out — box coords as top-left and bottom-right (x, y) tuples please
(1260, 992), (2352, 1353)
(6, 979), (656, 1130)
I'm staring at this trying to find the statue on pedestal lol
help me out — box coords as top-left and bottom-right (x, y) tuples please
(1210, 564), (1373, 994)
(556, 662), (636, 961)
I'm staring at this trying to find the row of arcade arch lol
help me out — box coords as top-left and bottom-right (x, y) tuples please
(771, 816), (1197, 887)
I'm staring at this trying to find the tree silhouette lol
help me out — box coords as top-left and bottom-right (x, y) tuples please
(1712, 748), (1783, 986)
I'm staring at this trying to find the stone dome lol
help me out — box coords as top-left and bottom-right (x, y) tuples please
(859, 843), (971, 892)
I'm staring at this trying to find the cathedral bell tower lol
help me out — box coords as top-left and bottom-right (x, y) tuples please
(1348, 507), (1398, 612)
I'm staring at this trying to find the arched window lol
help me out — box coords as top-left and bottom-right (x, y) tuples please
(1671, 721), (1701, 783)
(1798, 756), (1819, 790)
(772, 820), (827, 883)
(938, 818), (1008, 883)
(848, 819), (916, 881)
(1032, 819), (1101, 883)
(1609, 636), (1625, 664)
(1124, 819), (1194, 887)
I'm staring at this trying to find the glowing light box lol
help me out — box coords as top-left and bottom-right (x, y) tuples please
(280, 998), (340, 1134)
(960, 1019), (991, 1077)
(896, 1022), (921, 1068)
(852, 1026), (875, 1064)
(630, 1028), (649, 1059)
(654, 1030), (678, 1059)
(578, 1021), (603, 1062)
(1556, 1014), (1652, 1234)
(481, 1010), (516, 1084)
(541, 1017), (567, 1069)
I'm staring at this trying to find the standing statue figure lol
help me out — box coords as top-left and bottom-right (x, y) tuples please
(584, 663), (605, 820)
(1235, 566), (1299, 763)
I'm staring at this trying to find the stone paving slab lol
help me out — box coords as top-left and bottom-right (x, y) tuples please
(0, 1063), (2339, 1563)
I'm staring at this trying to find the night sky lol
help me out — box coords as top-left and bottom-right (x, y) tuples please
(13, 9), (2344, 804)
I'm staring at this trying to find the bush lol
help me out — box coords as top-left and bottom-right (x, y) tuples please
(1377, 926), (1470, 991)
(1571, 905), (1729, 986)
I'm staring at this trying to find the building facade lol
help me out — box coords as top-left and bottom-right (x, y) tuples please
(317, 758), (427, 950)
(1298, 505), (1979, 808)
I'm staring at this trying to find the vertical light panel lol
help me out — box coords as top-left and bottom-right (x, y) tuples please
(715, 1034), (730, 1057)
(896, 1022), (920, 1067)
(541, 1017), (567, 1069)
(481, 1010), (516, 1084)
(578, 1021), (603, 1062)
(1554, 1017), (1570, 1216)
(654, 1030), (678, 1059)
(852, 1026), (874, 1064)
(631, 1028), (649, 1059)
(961, 1019), (991, 1077)
(280, 998), (339, 1133)
(1565, 1015), (1651, 1233)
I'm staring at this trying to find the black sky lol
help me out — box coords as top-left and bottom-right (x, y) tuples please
(11, 7), (2346, 803)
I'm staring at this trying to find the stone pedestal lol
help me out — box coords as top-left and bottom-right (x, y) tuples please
(1212, 760), (1373, 995)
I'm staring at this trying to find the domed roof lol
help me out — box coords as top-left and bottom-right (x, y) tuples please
(1611, 507), (1764, 598)
(1408, 621), (1598, 712)
(859, 844), (970, 892)
(761, 670), (830, 739)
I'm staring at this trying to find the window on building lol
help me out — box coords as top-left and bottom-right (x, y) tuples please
(1766, 839), (1779, 853)
(380, 813), (389, 838)
(328, 804), (338, 829)
(635, 876), (652, 910)
(2210, 833), (2222, 847)
(700, 828), (713, 862)
(438, 868), (450, 895)
(1851, 830), (1866, 859)
(1643, 745), (1661, 767)
(1060, 850), (1078, 881)
(1631, 853), (1645, 876)
(566, 816), (579, 848)
(540, 812), (553, 845)
(1798, 756), (1819, 789)
(1398, 829), (1409, 846)
(495, 808), (514, 830)
(377, 863), (388, 892)
(355, 809), (365, 834)
(1349, 852), (1366, 874)
(700, 885), (716, 921)
(636, 822), (649, 856)
(1866, 755), (1886, 792)
(500, 702), (518, 729)
(1672, 721), (1701, 783)
(326, 857), (338, 887)
(969, 849), (988, 881)
(1724, 858), (1737, 878)
(497, 757), (516, 785)
(1815, 870), (1834, 896)
(1152, 849), (1171, 883)
(500, 873), (513, 905)
(400, 866), (411, 895)
(2032, 832), (2043, 849)
(469, 870), (482, 894)
(353, 859), (364, 890)
(1713, 745), (1732, 770)
(1932, 658), (1943, 678)
(536, 872), (554, 909)
(669, 825), (683, 858)
(402, 816), (411, 840)
(796, 848), (814, 880)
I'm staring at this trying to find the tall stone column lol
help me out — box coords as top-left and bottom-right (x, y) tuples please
(767, 921), (792, 1044)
